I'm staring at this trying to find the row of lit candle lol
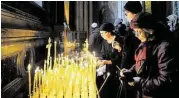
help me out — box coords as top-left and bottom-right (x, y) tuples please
(28, 38), (100, 98)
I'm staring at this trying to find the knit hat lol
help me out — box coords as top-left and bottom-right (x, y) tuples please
(91, 22), (98, 28)
(124, 1), (142, 14)
(100, 23), (114, 32)
(130, 12), (154, 29)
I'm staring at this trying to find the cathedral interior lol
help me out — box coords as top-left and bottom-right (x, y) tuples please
(1, 1), (179, 98)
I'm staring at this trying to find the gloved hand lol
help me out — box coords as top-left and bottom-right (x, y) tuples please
(128, 77), (141, 86)
(96, 65), (106, 76)
(133, 77), (141, 83)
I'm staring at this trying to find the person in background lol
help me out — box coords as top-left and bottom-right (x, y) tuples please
(167, 14), (179, 44)
(167, 14), (179, 32)
(167, 14), (179, 76)
(124, 1), (143, 36)
(120, 12), (179, 98)
(88, 22), (104, 57)
(114, 18), (126, 37)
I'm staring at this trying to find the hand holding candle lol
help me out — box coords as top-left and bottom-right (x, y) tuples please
(112, 41), (121, 52)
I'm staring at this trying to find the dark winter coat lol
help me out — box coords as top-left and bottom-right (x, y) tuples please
(101, 35), (123, 75)
(121, 29), (140, 69)
(123, 40), (179, 98)
(99, 35), (123, 98)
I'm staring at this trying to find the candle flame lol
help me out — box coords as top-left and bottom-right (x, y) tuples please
(30, 39), (99, 98)
(28, 64), (31, 71)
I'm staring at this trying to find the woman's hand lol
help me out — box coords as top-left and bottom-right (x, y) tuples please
(112, 41), (121, 52)
(98, 60), (112, 65)
(120, 68), (128, 77)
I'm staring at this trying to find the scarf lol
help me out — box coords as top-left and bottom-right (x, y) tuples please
(135, 43), (147, 71)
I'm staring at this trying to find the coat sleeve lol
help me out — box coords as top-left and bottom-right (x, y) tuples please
(123, 65), (136, 78)
(111, 49), (122, 66)
(111, 36), (124, 66)
(136, 42), (175, 95)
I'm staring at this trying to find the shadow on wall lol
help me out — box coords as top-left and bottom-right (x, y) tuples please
(98, 1), (118, 25)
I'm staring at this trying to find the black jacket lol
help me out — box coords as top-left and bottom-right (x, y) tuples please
(121, 31), (140, 69)
(101, 35), (123, 75)
(111, 35), (123, 66)
(124, 40), (179, 98)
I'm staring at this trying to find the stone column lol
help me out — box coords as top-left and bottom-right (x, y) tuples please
(84, 1), (89, 38)
(76, 1), (80, 31)
(89, 1), (93, 35)
(79, 1), (84, 31)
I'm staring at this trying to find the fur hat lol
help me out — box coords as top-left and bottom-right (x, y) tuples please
(124, 1), (142, 14)
(100, 23), (114, 32)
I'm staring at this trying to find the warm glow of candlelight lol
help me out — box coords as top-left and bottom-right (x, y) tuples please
(30, 39), (99, 98)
